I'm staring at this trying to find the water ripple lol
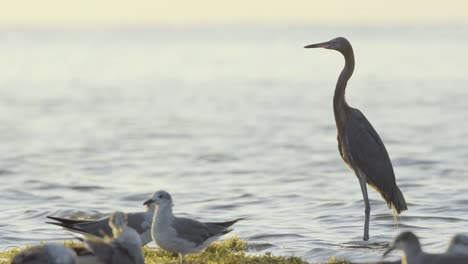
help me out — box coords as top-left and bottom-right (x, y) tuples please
(0, 26), (467, 263)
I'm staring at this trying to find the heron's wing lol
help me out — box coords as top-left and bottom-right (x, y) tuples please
(337, 134), (348, 166)
(345, 109), (397, 202)
(172, 217), (223, 246)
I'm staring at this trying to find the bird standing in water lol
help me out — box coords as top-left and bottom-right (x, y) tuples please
(305, 37), (407, 240)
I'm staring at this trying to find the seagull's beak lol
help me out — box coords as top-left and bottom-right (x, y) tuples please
(383, 246), (395, 256)
(304, 41), (330, 49)
(143, 199), (155, 206)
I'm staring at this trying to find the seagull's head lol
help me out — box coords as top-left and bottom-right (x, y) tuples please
(109, 211), (128, 228)
(451, 234), (468, 246)
(448, 234), (468, 254)
(304, 37), (352, 55)
(109, 211), (128, 233)
(384, 231), (422, 257)
(143, 190), (173, 208)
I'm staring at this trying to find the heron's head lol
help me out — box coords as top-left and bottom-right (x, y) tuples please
(143, 190), (173, 208)
(384, 231), (422, 257)
(304, 37), (352, 55)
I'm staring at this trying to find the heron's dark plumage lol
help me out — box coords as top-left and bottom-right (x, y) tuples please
(343, 108), (407, 213)
(306, 37), (407, 240)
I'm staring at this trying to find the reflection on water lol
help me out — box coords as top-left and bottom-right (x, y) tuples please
(0, 24), (467, 262)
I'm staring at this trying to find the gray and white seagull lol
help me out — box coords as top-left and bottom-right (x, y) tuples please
(447, 234), (468, 256)
(80, 211), (145, 264)
(384, 231), (468, 264)
(143, 190), (243, 264)
(46, 195), (157, 245)
(10, 244), (78, 264)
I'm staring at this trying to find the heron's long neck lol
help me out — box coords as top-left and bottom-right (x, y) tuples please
(333, 49), (354, 131)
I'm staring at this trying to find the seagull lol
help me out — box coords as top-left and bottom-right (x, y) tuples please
(383, 231), (468, 264)
(80, 211), (145, 264)
(143, 190), (243, 264)
(47, 195), (156, 245)
(10, 244), (77, 264)
(447, 234), (468, 256)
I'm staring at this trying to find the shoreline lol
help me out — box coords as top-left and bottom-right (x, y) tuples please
(1, 237), (352, 264)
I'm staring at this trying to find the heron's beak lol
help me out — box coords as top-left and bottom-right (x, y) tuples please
(383, 246), (395, 256)
(143, 199), (155, 206)
(304, 41), (330, 49)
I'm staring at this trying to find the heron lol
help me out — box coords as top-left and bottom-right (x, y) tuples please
(304, 37), (407, 240)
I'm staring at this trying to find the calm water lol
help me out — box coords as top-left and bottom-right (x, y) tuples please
(0, 24), (467, 262)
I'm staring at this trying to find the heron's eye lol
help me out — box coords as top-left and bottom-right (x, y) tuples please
(158, 194), (163, 198)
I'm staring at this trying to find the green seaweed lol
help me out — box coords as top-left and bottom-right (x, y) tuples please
(0, 237), (350, 264)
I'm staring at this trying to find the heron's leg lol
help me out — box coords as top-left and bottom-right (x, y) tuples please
(357, 171), (370, 241)
(179, 253), (185, 264)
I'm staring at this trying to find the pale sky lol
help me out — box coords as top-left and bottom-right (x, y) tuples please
(1, 0), (467, 25)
